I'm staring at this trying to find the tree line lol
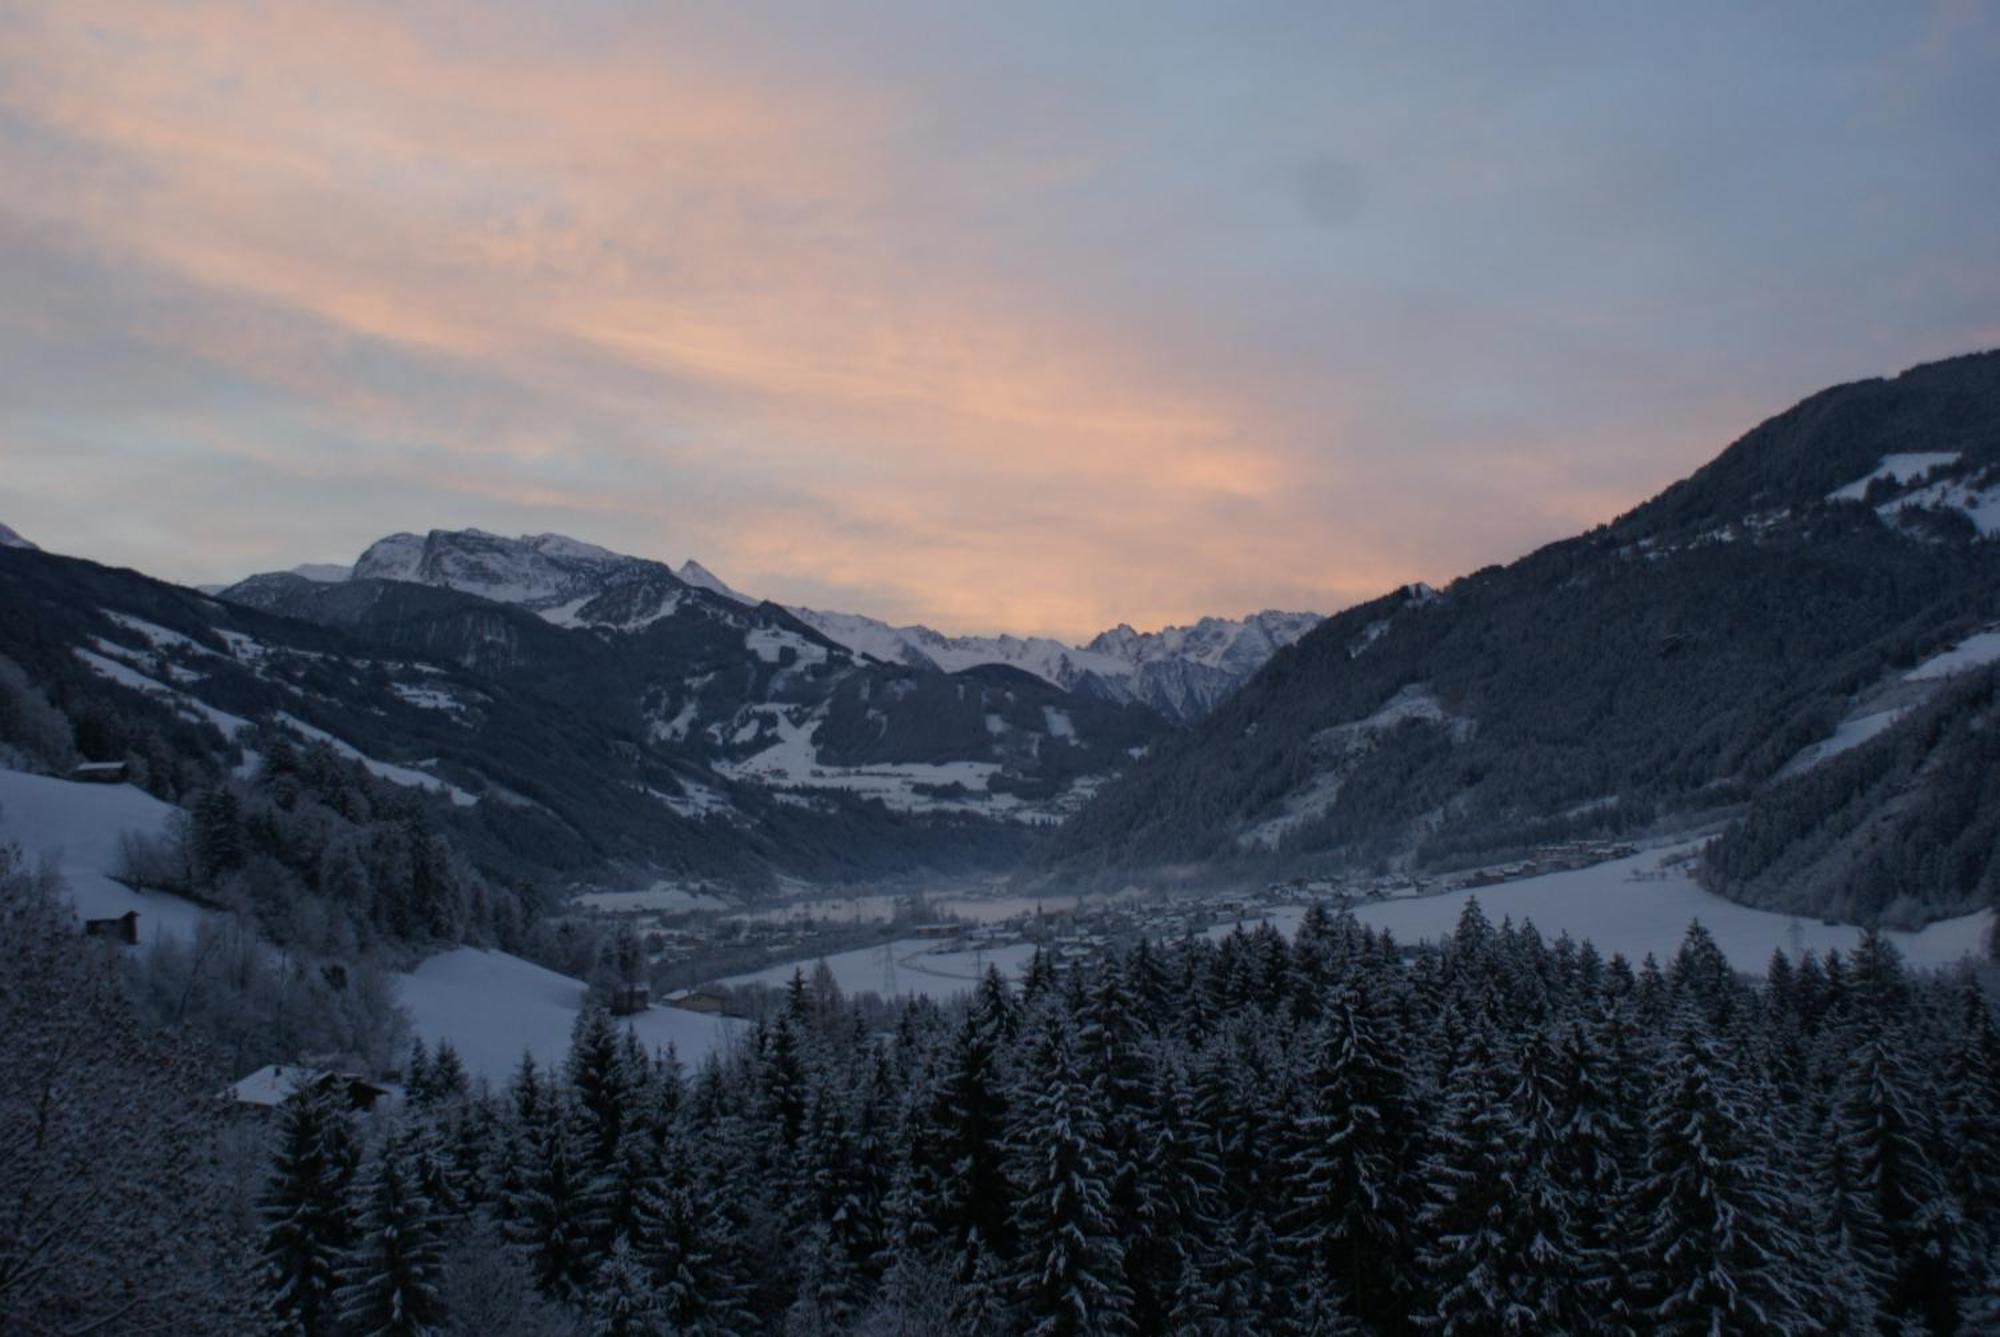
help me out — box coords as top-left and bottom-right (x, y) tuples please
(262, 903), (2000, 1334)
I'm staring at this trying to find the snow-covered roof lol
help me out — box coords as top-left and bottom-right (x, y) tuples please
(225, 1063), (324, 1107)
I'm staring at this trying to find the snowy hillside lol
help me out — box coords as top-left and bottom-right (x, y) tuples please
(0, 768), (213, 943)
(0, 521), (35, 550)
(1344, 843), (1993, 973)
(395, 945), (748, 1084)
(1828, 449), (2000, 536)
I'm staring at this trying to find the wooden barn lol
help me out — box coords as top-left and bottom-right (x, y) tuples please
(610, 982), (652, 1016)
(70, 761), (129, 784)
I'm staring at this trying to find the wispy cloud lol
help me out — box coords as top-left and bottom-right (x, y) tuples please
(2, 2), (1996, 637)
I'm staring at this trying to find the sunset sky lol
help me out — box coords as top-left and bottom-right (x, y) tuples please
(3, 2), (1997, 639)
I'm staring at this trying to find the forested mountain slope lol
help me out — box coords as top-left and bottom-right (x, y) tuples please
(1040, 350), (2000, 927)
(0, 545), (1040, 890)
(221, 529), (1166, 827)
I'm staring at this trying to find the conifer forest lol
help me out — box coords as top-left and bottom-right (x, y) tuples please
(248, 904), (2000, 1335)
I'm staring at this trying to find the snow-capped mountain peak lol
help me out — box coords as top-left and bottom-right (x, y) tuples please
(790, 606), (1323, 723)
(229, 526), (1321, 722)
(350, 528), (642, 613)
(0, 522), (37, 551)
(676, 559), (756, 605)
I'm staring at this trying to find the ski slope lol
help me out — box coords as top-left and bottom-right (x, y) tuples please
(1340, 844), (1992, 972)
(0, 768), (213, 944)
(395, 946), (750, 1085)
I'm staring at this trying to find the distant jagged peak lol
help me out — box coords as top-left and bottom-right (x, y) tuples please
(1082, 608), (1324, 670)
(0, 521), (37, 551)
(791, 603), (1323, 722)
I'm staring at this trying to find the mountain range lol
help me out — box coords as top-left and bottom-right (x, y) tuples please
(218, 529), (1321, 724)
(1041, 349), (2000, 929)
(790, 606), (1323, 724)
(5, 349), (2000, 929)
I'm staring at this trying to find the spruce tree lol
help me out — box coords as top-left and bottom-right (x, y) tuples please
(1010, 1013), (1134, 1336)
(336, 1141), (446, 1336)
(627, 1124), (743, 1333)
(1630, 1026), (1807, 1334)
(920, 1010), (1012, 1264)
(260, 1082), (359, 1336)
(590, 1237), (668, 1337)
(1413, 1020), (1522, 1334)
(1555, 1018), (1628, 1322)
(1280, 983), (1412, 1328)
(1842, 1032), (1957, 1328)
(505, 1096), (608, 1299)
(568, 1008), (633, 1172)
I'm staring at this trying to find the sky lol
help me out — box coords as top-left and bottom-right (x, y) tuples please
(2, 3), (1997, 641)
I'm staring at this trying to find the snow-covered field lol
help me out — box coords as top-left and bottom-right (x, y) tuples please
(1326, 844), (1992, 973)
(395, 946), (750, 1085)
(0, 768), (213, 943)
(717, 937), (1040, 1001)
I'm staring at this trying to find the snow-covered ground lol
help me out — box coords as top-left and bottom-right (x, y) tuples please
(712, 704), (1099, 821)
(1828, 452), (1962, 501)
(0, 768), (214, 943)
(1777, 707), (1908, 777)
(1878, 478), (2000, 536)
(1905, 629), (2000, 681)
(395, 946), (749, 1086)
(274, 712), (479, 806)
(717, 938), (1040, 1002)
(1322, 844), (1992, 973)
(73, 645), (254, 735)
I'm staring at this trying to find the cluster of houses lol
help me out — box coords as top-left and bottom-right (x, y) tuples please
(1446, 841), (1640, 889)
(1267, 840), (1642, 902)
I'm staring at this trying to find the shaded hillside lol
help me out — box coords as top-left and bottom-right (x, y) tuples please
(223, 532), (1168, 823)
(1702, 664), (2000, 927)
(1039, 350), (2000, 926)
(0, 546), (1032, 889)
